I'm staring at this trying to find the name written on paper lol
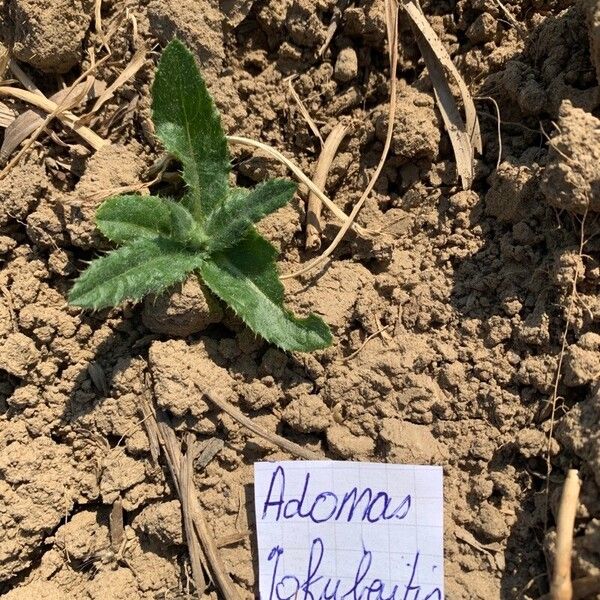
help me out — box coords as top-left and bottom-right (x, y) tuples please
(256, 463), (444, 600)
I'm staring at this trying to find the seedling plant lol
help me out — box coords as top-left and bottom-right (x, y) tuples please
(69, 40), (331, 352)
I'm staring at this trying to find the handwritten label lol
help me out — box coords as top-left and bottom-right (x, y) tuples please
(254, 461), (444, 600)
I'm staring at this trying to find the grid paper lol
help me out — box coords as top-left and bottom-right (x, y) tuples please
(254, 461), (444, 600)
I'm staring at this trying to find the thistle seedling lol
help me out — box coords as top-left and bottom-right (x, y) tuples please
(69, 40), (332, 352)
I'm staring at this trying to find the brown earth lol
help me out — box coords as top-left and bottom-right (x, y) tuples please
(0, 0), (599, 598)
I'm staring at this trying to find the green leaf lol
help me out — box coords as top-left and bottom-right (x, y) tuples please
(69, 238), (203, 310)
(96, 195), (174, 244)
(169, 199), (198, 244)
(199, 229), (332, 352)
(204, 179), (297, 252)
(152, 39), (230, 222)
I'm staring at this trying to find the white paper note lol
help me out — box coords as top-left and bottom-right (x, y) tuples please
(254, 461), (444, 600)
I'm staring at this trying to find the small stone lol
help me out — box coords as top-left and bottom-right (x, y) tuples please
(334, 47), (358, 82)
(0, 333), (40, 377)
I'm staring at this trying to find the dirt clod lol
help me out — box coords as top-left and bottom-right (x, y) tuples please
(563, 333), (600, 386)
(541, 100), (600, 213)
(143, 275), (223, 337)
(334, 47), (359, 82)
(0, 332), (40, 377)
(6, 0), (93, 73)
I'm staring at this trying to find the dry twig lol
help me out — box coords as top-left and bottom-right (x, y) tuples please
(305, 122), (348, 250)
(287, 76), (323, 146)
(196, 383), (320, 460)
(90, 45), (147, 114)
(550, 470), (581, 600)
(493, 0), (527, 39)
(141, 392), (240, 600)
(227, 135), (368, 236)
(318, 0), (351, 57)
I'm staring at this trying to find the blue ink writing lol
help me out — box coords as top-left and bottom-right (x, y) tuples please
(262, 466), (412, 524)
(265, 538), (442, 600)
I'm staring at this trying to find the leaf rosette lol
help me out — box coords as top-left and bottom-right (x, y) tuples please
(69, 40), (331, 352)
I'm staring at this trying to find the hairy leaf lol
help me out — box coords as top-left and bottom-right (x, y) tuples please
(69, 40), (333, 353)
(152, 39), (230, 222)
(69, 238), (203, 310)
(204, 179), (297, 252)
(96, 195), (174, 244)
(169, 199), (201, 245)
(199, 229), (331, 352)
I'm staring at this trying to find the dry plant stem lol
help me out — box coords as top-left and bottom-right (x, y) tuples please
(550, 469), (581, 600)
(109, 497), (124, 551)
(282, 0), (400, 280)
(494, 0), (527, 39)
(318, 0), (351, 57)
(405, 1), (482, 154)
(226, 135), (368, 237)
(180, 436), (207, 598)
(344, 323), (393, 361)
(141, 392), (241, 600)
(196, 384), (320, 460)
(8, 59), (42, 94)
(0, 86), (107, 150)
(306, 122), (348, 250)
(475, 96), (503, 169)
(0, 44), (9, 80)
(404, 1), (478, 189)
(0, 101), (16, 127)
(157, 423), (207, 599)
(0, 78), (95, 175)
(544, 209), (587, 530)
(216, 530), (251, 548)
(91, 45), (147, 113)
(287, 77), (323, 146)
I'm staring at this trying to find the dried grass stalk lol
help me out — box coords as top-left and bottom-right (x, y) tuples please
(550, 470), (581, 600)
(196, 382), (321, 460)
(404, 1), (481, 189)
(305, 122), (348, 250)
(141, 391), (240, 600)
(91, 45), (147, 114)
(227, 134), (368, 236)
(283, 0), (400, 279)
(0, 86), (107, 151)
